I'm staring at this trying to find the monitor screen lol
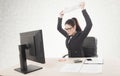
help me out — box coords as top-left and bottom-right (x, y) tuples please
(20, 30), (45, 63)
(15, 29), (45, 74)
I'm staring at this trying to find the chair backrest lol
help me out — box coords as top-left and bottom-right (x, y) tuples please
(82, 37), (97, 57)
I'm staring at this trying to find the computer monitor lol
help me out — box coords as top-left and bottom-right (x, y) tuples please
(15, 29), (45, 74)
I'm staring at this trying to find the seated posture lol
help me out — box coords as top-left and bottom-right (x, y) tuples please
(57, 2), (93, 57)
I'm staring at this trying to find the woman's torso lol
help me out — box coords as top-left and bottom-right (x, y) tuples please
(66, 31), (85, 57)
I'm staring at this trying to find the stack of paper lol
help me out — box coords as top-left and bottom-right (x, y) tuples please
(84, 58), (104, 64)
(60, 58), (103, 73)
(60, 64), (82, 72)
(80, 64), (103, 73)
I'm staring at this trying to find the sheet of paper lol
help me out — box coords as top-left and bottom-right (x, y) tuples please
(84, 58), (104, 64)
(80, 64), (103, 73)
(60, 63), (82, 72)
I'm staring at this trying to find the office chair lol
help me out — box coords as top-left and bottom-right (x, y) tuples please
(62, 36), (98, 58)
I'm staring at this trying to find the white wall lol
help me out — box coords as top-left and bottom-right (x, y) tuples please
(0, 0), (120, 69)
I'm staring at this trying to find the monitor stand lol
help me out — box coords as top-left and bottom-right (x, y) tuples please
(15, 65), (42, 74)
(14, 45), (42, 74)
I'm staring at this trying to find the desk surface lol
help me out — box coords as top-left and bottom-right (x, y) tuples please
(0, 57), (120, 76)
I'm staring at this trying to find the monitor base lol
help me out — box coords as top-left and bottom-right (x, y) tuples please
(14, 65), (43, 74)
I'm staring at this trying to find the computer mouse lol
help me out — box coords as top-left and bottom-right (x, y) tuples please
(87, 58), (92, 61)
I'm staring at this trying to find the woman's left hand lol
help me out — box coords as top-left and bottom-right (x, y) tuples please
(80, 2), (85, 10)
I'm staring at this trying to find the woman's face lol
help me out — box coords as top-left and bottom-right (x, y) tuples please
(65, 24), (76, 36)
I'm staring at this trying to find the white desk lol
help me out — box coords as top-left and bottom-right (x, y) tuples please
(0, 57), (120, 76)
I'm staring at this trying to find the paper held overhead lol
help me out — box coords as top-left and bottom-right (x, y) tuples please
(63, 4), (80, 14)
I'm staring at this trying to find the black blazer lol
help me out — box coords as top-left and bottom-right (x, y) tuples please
(57, 9), (92, 57)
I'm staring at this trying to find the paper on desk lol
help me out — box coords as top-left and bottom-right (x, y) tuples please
(60, 64), (82, 72)
(84, 58), (104, 64)
(80, 64), (103, 73)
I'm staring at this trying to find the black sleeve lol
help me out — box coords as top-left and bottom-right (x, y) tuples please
(81, 9), (92, 40)
(57, 17), (68, 38)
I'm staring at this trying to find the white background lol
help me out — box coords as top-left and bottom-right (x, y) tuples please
(0, 0), (120, 69)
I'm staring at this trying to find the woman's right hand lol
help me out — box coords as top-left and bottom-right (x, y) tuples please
(59, 11), (64, 18)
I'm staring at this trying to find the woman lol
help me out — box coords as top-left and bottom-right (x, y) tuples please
(57, 2), (92, 57)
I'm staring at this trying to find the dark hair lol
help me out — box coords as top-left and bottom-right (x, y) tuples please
(65, 17), (82, 32)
